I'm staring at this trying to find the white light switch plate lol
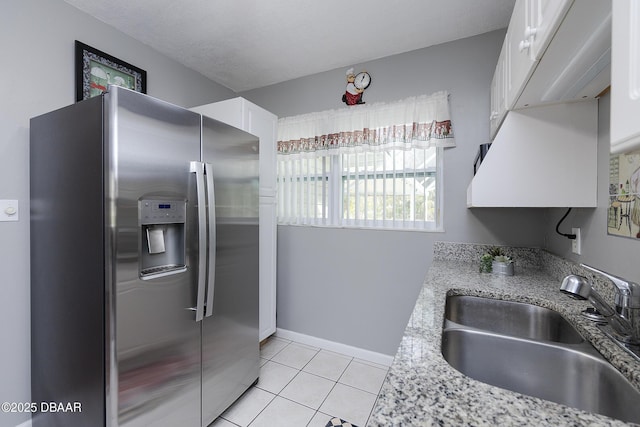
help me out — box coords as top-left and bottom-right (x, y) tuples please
(0, 200), (19, 222)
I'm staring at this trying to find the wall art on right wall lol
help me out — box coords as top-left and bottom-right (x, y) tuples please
(608, 151), (640, 239)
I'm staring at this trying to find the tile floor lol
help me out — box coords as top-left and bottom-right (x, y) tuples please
(210, 336), (389, 427)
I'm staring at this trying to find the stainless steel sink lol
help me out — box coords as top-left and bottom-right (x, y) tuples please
(441, 295), (640, 424)
(444, 295), (583, 343)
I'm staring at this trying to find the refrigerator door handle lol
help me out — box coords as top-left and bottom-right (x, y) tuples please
(190, 161), (207, 322)
(204, 162), (216, 318)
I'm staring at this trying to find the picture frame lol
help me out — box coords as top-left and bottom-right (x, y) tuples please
(75, 40), (147, 101)
(608, 152), (640, 240)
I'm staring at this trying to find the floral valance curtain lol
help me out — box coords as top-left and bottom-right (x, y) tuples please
(277, 91), (455, 156)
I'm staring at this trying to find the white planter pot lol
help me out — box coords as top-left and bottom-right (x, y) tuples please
(492, 261), (514, 276)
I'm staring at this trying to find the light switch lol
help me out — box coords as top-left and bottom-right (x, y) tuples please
(0, 200), (19, 222)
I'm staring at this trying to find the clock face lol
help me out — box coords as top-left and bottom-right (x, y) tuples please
(354, 72), (371, 90)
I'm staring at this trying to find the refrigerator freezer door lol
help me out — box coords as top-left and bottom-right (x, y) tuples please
(190, 98), (278, 341)
(107, 87), (203, 427)
(200, 116), (260, 425)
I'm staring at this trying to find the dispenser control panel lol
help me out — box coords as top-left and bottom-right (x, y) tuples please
(140, 199), (186, 225)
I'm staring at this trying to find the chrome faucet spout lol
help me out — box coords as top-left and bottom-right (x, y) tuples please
(561, 275), (635, 338)
(562, 266), (640, 360)
(581, 264), (640, 311)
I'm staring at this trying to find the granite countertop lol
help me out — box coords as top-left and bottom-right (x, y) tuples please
(368, 243), (640, 427)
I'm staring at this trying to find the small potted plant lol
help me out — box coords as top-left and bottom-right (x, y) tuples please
(479, 247), (503, 272)
(492, 254), (514, 276)
(479, 246), (514, 275)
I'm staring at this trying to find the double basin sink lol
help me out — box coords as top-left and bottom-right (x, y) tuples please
(441, 295), (640, 424)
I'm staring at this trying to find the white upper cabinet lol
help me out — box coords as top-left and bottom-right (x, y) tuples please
(516, 0), (611, 109)
(490, 0), (610, 136)
(477, 0), (610, 208)
(505, 0), (537, 109)
(506, 0), (573, 109)
(493, 0), (573, 134)
(526, 0), (573, 62)
(611, 0), (640, 154)
(490, 39), (508, 138)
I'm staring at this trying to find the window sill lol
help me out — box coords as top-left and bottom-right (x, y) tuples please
(276, 222), (445, 233)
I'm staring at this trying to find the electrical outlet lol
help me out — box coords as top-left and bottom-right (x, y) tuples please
(571, 227), (581, 255)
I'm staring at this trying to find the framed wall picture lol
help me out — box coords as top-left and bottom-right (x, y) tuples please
(75, 40), (147, 101)
(608, 151), (640, 239)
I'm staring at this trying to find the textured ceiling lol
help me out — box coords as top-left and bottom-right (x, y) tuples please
(64, 0), (515, 92)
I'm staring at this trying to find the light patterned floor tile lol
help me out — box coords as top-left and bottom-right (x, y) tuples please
(247, 396), (315, 427)
(217, 339), (385, 427)
(279, 371), (335, 409)
(260, 336), (290, 359)
(303, 349), (352, 381)
(255, 360), (299, 394)
(353, 357), (391, 371)
(338, 360), (388, 394)
(319, 383), (377, 427)
(307, 411), (336, 427)
(271, 342), (319, 370)
(219, 387), (275, 427)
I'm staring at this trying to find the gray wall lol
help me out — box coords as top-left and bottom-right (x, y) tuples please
(1, 1), (233, 426)
(241, 30), (549, 355)
(544, 93), (638, 283)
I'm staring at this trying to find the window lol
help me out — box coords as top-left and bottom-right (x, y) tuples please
(277, 147), (441, 230)
(341, 147), (440, 228)
(276, 92), (454, 231)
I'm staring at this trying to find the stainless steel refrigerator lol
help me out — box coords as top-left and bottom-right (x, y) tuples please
(30, 86), (259, 426)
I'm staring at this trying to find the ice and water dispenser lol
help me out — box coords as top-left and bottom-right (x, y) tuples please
(139, 199), (187, 278)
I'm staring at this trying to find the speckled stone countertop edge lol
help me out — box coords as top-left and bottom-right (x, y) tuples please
(367, 242), (640, 427)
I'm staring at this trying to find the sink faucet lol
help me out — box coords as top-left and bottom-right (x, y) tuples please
(560, 264), (640, 345)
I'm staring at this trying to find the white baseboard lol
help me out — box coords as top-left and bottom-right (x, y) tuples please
(275, 328), (395, 367)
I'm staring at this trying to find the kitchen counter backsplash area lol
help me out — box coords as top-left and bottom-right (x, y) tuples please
(432, 241), (618, 304)
(368, 241), (640, 426)
(432, 241), (542, 268)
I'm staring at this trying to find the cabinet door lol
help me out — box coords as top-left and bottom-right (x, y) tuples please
(191, 97), (244, 128)
(490, 39), (508, 138)
(245, 102), (278, 196)
(506, 0), (537, 109)
(611, 0), (640, 154)
(527, 0), (573, 61)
